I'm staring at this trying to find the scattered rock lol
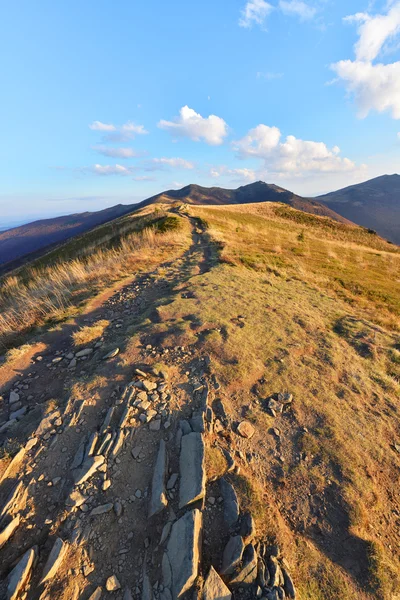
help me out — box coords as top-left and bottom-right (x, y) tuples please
(75, 348), (93, 358)
(179, 432), (206, 509)
(103, 348), (120, 360)
(88, 587), (103, 600)
(73, 455), (104, 485)
(90, 503), (114, 516)
(106, 575), (121, 591)
(40, 537), (68, 584)
(0, 514), (20, 550)
(7, 546), (37, 600)
(219, 478), (240, 529)
(237, 421), (255, 439)
(149, 439), (168, 517)
(164, 509), (202, 598)
(221, 536), (244, 576)
(9, 391), (20, 405)
(203, 566), (231, 600)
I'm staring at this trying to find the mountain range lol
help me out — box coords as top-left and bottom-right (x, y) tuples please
(0, 175), (398, 271)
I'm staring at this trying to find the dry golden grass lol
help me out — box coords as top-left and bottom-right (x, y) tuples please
(72, 320), (110, 347)
(0, 215), (190, 350)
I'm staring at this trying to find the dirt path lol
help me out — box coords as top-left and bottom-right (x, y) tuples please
(0, 217), (219, 599)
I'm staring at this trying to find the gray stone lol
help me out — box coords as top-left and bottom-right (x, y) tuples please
(75, 348), (93, 358)
(237, 421), (255, 439)
(70, 437), (87, 469)
(90, 503), (113, 516)
(221, 536), (244, 576)
(239, 512), (256, 542)
(7, 546), (37, 600)
(149, 439), (168, 517)
(160, 521), (173, 545)
(9, 391), (20, 405)
(88, 587), (102, 600)
(165, 509), (202, 598)
(110, 430), (125, 459)
(106, 575), (121, 591)
(142, 572), (153, 600)
(229, 544), (258, 586)
(179, 432), (206, 509)
(190, 412), (205, 433)
(40, 537), (68, 584)
(73, 455), (104, 485)
(282, 566), (296, 598)
(142, 380), (157, 392)
(220, 478), (240, 529)
(103, 348), (120, 360)
(85, 432), (99, 459)
(0, 420), (17, 434)
(123, 589), (133, 600)
(66, 490), (87, 509)
(180, 420), (192, 435)
(203, 566), (231, 600)
(166, 473), (178, 490)
(0, 514), (20, 550)
(0, 481), (24, 522)
(9, 406), (27, 421)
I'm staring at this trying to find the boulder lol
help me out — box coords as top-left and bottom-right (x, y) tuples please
(0, 481), (24, 522)
(7, 546), (37, 600)
(179, 432), (205, 509)
(229, 544), (258, 586)
(40, 537), (68, 584)
(149, 439), (168, 517)
(203, 566), (231, 600)
(106, 575), (121, 591)
(165, 509), (202, 597)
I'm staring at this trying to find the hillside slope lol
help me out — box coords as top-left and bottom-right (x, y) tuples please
(0, 202), (399, 600)
(0, 203), (137, 269)
(317, 174), (400, 244)
(137, 181), (353, 224)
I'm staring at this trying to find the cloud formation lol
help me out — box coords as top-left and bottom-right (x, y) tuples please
(92, 145), (138, 158)
(91, 164), (135, 176)
(89, 120), (148, 141)
(239, 0), (273, 28)
(279, 0), (316, 21)
(158, 106), (228, 145)
(332, 3), (400, 119)
(233, 124), (359, 175)
(151, 157), (195, 169)
(210, 166), (256, 181)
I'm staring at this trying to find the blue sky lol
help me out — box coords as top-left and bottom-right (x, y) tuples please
(1, 0), (400, 223)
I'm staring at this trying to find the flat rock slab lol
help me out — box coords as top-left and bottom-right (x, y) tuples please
(165, 509), (202, 597)
(8, 546), (37, 600)
(40, 537), (68, 584)
(0, 481), (24, 522)
(229, 544), (257, 586)
(66, 489), (87, 509)
(236, 421), (255, 439)
(73, 455), (104, 485)
(0, 514), (20, 550)
(219, 478), (240, 529)
(221, 536), (244, 576)
(88, 587), (103, 600)
(149, 439), (168, 517)
(179, 432), (205, 509)
(203, 566), (231, 600)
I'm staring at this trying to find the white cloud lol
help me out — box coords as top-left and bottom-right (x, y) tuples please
(397, 131), (400, 139)
(152, 157), (195, 169)
(332, 3), (400, 120)
(92, 164), (134, 176)
(158, 106), (228, 146)
(332, 59), (400, 118)
(233, 125), (360, 175)
(89, 120), (148, 141)
(234, 125), (282, 157)
(344, 3), (400, 62)
(89, 121), (116, 131)
(279, 0), (316, 21)
(92, 145), (138, 158)
(256, 71), (284, 80)
(239, 0), (273, 28)
(210, 166), (256, 181)
(133, 175), (155, 181)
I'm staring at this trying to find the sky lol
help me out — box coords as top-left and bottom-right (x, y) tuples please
(1, 0), (400, 224)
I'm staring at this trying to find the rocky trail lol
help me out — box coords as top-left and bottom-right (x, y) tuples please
(0, 218), (298, 600)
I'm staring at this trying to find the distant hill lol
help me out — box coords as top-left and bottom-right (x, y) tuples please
(136, 181), (352, 224)
(317, 174), (400, 244)
(0, 203), (137, 270)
